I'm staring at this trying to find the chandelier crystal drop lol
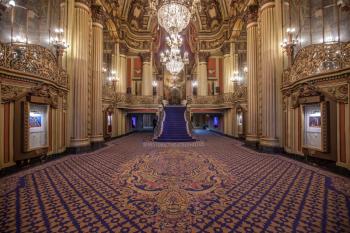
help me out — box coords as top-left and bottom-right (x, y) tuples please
(160, 33), (189, 75)
(150, 0), (201, 34)
(158, 3), (191, 35)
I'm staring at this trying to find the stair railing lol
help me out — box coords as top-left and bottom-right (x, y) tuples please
(153, 107), (166, 139)
(184, 109), (193, 137)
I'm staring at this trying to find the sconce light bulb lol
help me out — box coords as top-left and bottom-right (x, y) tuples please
(9, 0), (15, 7)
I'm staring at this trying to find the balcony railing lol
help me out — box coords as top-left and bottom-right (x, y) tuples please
(283, 42), (350, 86)
(187, 85), (247, 105)
(0, 42), (68, 88)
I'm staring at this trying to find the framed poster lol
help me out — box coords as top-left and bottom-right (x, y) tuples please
(23, 102), (49, 151)
(302, 102), (328, 152)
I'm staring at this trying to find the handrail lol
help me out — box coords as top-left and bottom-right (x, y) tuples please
(153, 107), (165, 139)
(184, 108), (193, 137)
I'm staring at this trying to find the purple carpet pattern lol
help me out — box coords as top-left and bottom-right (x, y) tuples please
(1, 132), (350, 232)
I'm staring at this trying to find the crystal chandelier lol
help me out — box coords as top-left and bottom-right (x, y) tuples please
(160, 33), (189, 75)
(150, 0), (201, 34)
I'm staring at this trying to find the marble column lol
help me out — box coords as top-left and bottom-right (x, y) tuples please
(90, 4), (104, 143)
(246, 3), (259, 143)
(198, 52), (209, 96)
(69, 0), (91, 148)
(141, 52), (152, 96)
(259, 0), (280, 148)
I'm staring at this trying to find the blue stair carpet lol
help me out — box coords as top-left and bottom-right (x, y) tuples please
(155, 106), (195, 142)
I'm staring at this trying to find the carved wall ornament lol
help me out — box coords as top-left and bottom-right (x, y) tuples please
(247, 4), (258, 24)
(282, 42), (350, 86)
(320, 84), (349, 103)
(0, 42), (68, 88)
(124, 33), (151, 50)
(199, 33), (227, 50)
(1, 84), (28, 102)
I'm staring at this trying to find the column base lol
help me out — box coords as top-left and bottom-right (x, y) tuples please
(90, 135), (104, 143)
(68, 138), (90, 153)
(259, 137), (283, 153)
(245, 135), (259, 149)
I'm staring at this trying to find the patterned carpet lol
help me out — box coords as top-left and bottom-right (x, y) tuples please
(1, 132), (350, 232)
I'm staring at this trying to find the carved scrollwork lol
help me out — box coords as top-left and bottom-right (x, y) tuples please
(1, 84), (28, 102)
(283, 42), (350, 86)
(320, 84), (349, 103)
(0, 42), (68, 88)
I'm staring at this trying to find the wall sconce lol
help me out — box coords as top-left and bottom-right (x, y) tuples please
(192, 80), (198, 87)
(281, 27), (298, 65)
(231, 71), (243, 84)
(152, 80), (158, 96)
(50, 28), (69, 50)
(108, 70), (119, 83)
(243, 66), (248, 73)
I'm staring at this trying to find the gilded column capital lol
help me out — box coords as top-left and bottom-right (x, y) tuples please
(91, 4), (105, 26)
(247, 4), (259, 25)
(119, 43), (128, 55)
(140, 52), (151, 63)
(259, 0), (275, 10)
(75, 0), (91, 8)
(198, 52), (210, 63)
(221, 42), (230, 55)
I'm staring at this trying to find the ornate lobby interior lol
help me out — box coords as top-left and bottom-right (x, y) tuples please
(1, 0), (350, 232)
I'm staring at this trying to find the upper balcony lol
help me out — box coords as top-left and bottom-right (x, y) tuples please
(0, 42), (68, 89)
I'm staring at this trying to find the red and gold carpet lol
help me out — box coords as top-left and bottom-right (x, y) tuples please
(1, 132), (350, 232)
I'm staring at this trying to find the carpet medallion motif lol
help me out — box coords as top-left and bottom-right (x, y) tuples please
(0, 133), (350, 232)
(113, 149), (234, 232)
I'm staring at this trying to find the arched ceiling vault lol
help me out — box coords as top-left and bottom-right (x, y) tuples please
(99, 0), (250, 52)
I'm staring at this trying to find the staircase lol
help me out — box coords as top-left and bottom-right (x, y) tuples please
(155, 106), (195, 142)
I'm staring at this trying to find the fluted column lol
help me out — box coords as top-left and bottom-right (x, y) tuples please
(141, 52), (152, 96)
(70, 0), (91, 148)
(259, 0), (279, 148)
(246, 4), (259, 143)
(198, 52), (209, 96)
(90, 4), (104, 143)
(119, 43), (128, 93)
(222, 42), (231, 94)
(186, 76), (192, 98)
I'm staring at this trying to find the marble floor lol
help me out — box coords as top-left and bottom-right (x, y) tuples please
(1, 131), (350, 232)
